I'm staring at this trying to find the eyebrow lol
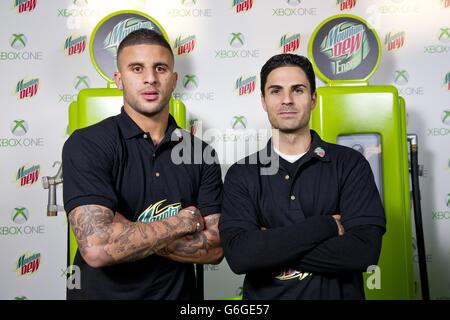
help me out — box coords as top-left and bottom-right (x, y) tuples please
(126, 62), (171, 69)
(267, 84), (307, 90)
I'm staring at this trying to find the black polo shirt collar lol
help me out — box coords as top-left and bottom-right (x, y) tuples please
(258, 129), (331, 170)
(116, 107), (182, 144)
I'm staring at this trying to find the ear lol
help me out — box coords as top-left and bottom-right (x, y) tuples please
(261, 94), (267, 113)
(310, 91), (317, 110)
(114, 72), (123, 90)
(172, 72), (178, 91)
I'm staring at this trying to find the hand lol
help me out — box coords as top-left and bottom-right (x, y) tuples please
(179, 206), (204, 233)
(332, 214), (345, 236)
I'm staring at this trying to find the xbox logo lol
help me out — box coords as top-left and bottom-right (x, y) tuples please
(229, 32), (245, 48)
(441, 110), (450, 126)
(73, 0), (88, 6)
(10, 120), (28, 136)
(394, 70), (409, 85)
(438, 27), (450, 44)
(287, 0), (302, 6)
(11, 207), (29, 224)
(181, 0), (196, 6)
(231, 115), (247, 130)
(10, 33), (27, 50)
(74, 76), (90, 90)
(183, 74), (198, 90)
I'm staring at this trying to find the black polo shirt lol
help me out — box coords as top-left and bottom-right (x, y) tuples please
(62, 107), (222, 300)
(219, 130), (386, 300)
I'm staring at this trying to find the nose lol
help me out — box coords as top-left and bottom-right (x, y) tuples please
(143, 69), (157, 85)
(281, 91), (293, 105)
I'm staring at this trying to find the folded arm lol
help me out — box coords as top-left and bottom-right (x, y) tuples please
(69, 204), (203, 268)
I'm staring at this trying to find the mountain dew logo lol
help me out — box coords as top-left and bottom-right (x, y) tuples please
(320, 22), (369, 75)
(337, 0), (357, 11)
(280, 33), (300, 53)
(183, 74), (199, 90)
(276, 268), (312, 281)
(235, 75), (256, 95)
(10, 34), (27, 50)
(11, 120), (28, 136)
(64, 35), (87, 55)
(138, 200), (181, 222)
(14, 0), (37, 13)
(442, 110), (450, 125)
(16, 164), (40, 186)
(74, 75), (90, 90)
(394, 70), (409, 85)
(446, 193), (450, 208)
(385, 31), (405, 51)
(16, 253), (40, 276)
(233, 0), (253, 13)
(229, 32), (245, 48)
(174, 35), (196, 55)
(103, 18), (154, 57)
(445, 71), (450, 90)
(231, 115), (247, 129)
(11, 207), (29, 224)
(15, 78), (39, 99)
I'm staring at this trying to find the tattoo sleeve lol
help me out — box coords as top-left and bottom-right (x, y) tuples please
(68, 204), (192, 267)
(157, 213), (223, 264)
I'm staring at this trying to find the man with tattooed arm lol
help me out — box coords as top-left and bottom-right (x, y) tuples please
(62, 29), (223, 299)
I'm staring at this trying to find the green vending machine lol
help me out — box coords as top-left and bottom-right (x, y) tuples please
(65, 11), (187, 266)
(308, 14), (415, 299)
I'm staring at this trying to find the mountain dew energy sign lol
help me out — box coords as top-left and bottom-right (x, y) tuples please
(308, 14), (381, 83)
(89, 11), (169, 83)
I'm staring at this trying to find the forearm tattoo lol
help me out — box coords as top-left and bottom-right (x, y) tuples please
(69, 205), (192, 265)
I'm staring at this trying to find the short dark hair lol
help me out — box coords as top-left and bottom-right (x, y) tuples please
(260, 54), (316, 96)
(117, 28), (173, 61)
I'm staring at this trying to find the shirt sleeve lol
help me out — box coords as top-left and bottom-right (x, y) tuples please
(339, 152), (386, 231)
(219, 164), (339, 275)
(294, 225), (384, 273)
(62, 130), (118, 215)
(195, 145), (223, 216)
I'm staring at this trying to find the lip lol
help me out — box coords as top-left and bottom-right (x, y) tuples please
(278, 111), (297, 118)
(141, 90), (159, 101)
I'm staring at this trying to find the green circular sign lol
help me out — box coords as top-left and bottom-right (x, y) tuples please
(89, 10), (169, 83)
(307, 14), (381, 83)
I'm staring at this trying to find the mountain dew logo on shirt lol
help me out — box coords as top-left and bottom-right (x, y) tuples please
(280, 33), (300, 53)
(174, 35), (196, 55)
(103, 18), (154, 57)
(64, 35), (87, 56)
(233, 0), (252, 13)
(445, 71), (450, 90)
(16, 78), (39, 99)
(138, 200), (182, 222)
(276, 268), (312, 281)
(320, 22), (369, 75)
(15, 0), (37, 13)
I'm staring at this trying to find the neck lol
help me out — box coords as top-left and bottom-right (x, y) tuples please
(272, 127), (311, 155)
(124, 105), (169, 145)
